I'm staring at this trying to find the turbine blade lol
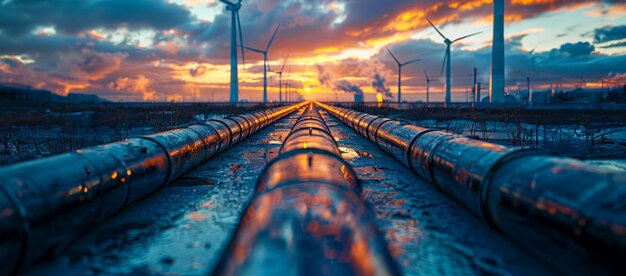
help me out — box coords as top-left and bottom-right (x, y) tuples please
(440, 50), (448, 75)
(402, 58), (421, 66)
(452, 31), (482, 43)
(269, 68), (274, 84)
(425, 17), (447, 40)
(243, 46), (264, 53)
(265, 56), (271, 73)
(266, 25), (280, 51)
(423, 69), (429, 80)
(386, 47), (400, 65)
(236, 11), (245, 68)
(280, 54), (289, 72)
(219, 0), (235, 5)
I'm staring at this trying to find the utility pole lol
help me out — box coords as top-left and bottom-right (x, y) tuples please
(473, 67), (478, 103)
(527, 77), (531, 104)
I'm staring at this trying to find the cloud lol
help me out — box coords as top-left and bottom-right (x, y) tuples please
(0, 0), (624, 102)
(592, 25), (626, 43)
(61, 50), (128, 81)
(0, 0), (192, 36)
(0, 57), (24, 74)
(109, 75), (157, 101)
(558, 42), (595, 57)
(601, 41), (626, 48)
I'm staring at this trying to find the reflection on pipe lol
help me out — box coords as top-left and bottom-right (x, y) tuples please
(214, 102), (399, 275)
(316, 102), (626, 273)
(0, 103), (307, 275)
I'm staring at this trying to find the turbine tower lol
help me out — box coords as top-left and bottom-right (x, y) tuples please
(219, 0), (245, 104)
(271, 55), (289, 103)
(426, 17), (481, 106)
(490, 0), (505, 103)
(424, 70), (432, 105)
(244, 25), (280, 103)
(386, 47), (420, 104)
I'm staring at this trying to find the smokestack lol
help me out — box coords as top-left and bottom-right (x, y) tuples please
(354, 93), (364, 104)
(490, 0), (505, 103)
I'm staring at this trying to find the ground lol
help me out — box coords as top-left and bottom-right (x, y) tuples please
(26, 107), (607, 275)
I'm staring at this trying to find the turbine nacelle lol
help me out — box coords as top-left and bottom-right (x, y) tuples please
(220, 0), (242, 10)
(225, 4), (241, 11)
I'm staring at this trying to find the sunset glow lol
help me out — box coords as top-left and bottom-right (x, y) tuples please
(0, 0), (624, 102)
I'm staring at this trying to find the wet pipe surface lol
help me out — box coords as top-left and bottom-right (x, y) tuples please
(23, 105), (563, 275)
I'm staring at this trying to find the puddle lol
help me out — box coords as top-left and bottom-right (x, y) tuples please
(261, 130), (290, 144)
(339, 147), (375, 159)
(333, 133), (350, 141)
(353, 166), (384, 181)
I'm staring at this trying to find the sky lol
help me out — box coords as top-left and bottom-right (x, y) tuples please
(0, 0), (625, 102)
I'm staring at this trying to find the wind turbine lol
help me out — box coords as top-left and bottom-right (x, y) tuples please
(424, 70), (432, 105)
(219, 0), (245, 104)
(270, 55), (289, 103)
(284, 68), (292, 103)
(386, 47), (420, 104)
(243, 25), (280, 104)
(426, 17), (482, 106)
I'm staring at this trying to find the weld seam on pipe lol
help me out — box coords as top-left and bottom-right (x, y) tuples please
(223, 117), (244, 143)
(209, 119), (234, 149)
(405, 129), (435, 175)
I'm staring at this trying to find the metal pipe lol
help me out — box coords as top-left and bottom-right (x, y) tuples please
(0, 103), (306, 275)
(315, 102), (626, 273)
(214, 103), (399, 275)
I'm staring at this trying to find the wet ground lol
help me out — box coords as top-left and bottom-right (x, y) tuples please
(28, 107), (563, 275)
(318, 109), (555, 275)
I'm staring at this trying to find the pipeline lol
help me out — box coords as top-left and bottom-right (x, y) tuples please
(214, 103), (400, 275)
(0, 103), (307, 275)
(316, 102), (626, 273)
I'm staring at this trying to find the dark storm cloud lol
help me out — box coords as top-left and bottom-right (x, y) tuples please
(591, 25), (626, 43)
(601, 41), (626, 48)
(558, 42), (595, 57)
(0, 56), (24, 69)
(0, 0), (191, 36)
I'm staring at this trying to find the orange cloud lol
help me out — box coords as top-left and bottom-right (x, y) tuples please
(110, 75), (157, 101)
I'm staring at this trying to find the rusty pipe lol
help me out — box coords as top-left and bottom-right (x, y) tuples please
(0, 103), (306, 275)
(315, 102), (626, 273)
(214, 103), (400, 275)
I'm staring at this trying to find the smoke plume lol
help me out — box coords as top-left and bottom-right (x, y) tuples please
(371, 71), (392, 98)
(316, 64), (332, 87)
(334, 80), (363, 95)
